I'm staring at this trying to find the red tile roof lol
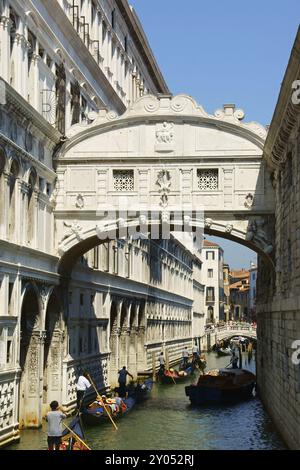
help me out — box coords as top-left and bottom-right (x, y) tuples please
(203, 240), (220, 248)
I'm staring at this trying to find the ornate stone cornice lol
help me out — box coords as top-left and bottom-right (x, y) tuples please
(62, 94), (267, 150)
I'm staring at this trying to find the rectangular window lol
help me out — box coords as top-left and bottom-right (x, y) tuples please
(111, 9), (115, 29)
(206, 251), (215, 261)
(93, 246), (99, 269)
(80, 293), (84, 306)
(197, 169), (218, 190)
(8, 282), (14, 315)
(113, 170), (134, 191)
(113, 243), (118, 274)
(6, 340), (12, 363)
(208, 269), (213, 278)
(206, 287), (215, 302)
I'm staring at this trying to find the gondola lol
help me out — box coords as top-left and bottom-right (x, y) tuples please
(81, 379), (152, 426)
(130, 378), (153, 403)
(185, 368), (256, 405)
(81, 395), (135, 426)
(216, 347), (233, 357)
(158, 365), (194, 384)
(59, 416), (91, 450)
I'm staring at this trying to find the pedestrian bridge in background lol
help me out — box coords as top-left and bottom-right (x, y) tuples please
(206, 323), (257, 348)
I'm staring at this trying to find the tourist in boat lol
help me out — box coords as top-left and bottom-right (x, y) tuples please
(118, 366), (133, 397)
(182, 347), (189, 367)
(46, 401), (66, 451)
(76, 371), (91, 411)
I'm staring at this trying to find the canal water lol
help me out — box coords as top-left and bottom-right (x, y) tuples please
(10, 352), (286, 450)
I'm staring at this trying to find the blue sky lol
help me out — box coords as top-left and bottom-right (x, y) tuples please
(130, 0), (299, 268)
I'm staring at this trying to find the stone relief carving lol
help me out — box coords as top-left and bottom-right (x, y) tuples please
(225, 223), (233, 233)
(156, 122), (174, 144)
(75, 193), (84, 209)
(204, 218), (213, 228)
(49, 178), (59, 207)
(246, 219), (273, 253)
(60, 220), (84, 244)
(157, 169), (171, 208)
(155, 122), (174, 152)
(244, 193), (254, 209)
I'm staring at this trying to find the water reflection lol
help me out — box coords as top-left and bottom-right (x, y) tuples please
(10, 352), (286, 450)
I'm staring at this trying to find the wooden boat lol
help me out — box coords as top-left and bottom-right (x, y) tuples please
(216, 347), (233, 357)
(59, 416), (90, 451)
(185, 368), (256, 405)
(158, 365), (194, 384)
(130, 378), (153, 403)
(81, 395), (135, 426)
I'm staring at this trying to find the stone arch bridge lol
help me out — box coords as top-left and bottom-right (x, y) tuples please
(206, 324), (257, 349)
(54, 93), (275, 276)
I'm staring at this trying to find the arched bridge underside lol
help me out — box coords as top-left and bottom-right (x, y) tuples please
(208, 328), (257, 348)
(54, 94), (275, 275)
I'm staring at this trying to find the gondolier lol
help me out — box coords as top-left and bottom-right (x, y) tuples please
(192, 343), (199, 359)
(182, 347), (189, 366)
(158, 352), (166, 375)
(118, 366), (133, 397)
(76, 371), (91, 411)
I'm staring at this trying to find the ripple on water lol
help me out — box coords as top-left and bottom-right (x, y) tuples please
(9, 352), (286, 450)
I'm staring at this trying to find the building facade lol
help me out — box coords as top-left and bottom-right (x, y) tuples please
(200, 240), (224, 323)
(258, 26), (300, 449)
(223, 263), (230, 322)
(229, 269), (250, 321)
(0, 0), (191, 448)
(248, 262), (257, 322)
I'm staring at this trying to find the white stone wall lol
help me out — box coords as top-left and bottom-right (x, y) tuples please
(201, 244), (224, 323)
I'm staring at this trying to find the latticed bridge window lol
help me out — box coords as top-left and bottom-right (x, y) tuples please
(113, 170), (134, 191)
(197, 169), (218, 190)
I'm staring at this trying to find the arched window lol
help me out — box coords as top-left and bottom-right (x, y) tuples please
(0, 148), (6, 229)
(8, 159), (19, 240)
(207, 306), (214, 323)
(9, 8), (18, 87)
(27, 170), (37, 245)
(55, 63), (66, 135)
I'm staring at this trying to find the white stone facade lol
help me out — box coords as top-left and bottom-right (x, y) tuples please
(200, 241), (224, 324)
(0, 0), (172, 447)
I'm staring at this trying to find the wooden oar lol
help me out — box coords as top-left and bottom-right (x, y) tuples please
(167, 370), (176, 384)
(62, 422), (91, 450)
(86, 373), (118, 431)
